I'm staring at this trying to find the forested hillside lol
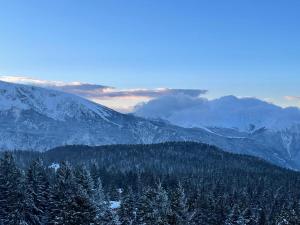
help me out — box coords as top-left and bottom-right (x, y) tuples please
(2, 142), (300, 224)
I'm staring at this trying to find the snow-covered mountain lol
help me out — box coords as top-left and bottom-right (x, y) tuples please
(1, 80), (300, 170)
(0, 80), (193, 150)
(135, 95), (300, 169)
(135, 95), (300, 131)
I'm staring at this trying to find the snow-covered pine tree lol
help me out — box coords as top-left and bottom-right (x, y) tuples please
(152, 183), (170, 225)
(47, 161), (97, 225)
(119, 187), (137, 225)
(238, 208), (256, 225)
(257, 208), (268, 225)
(24, 159), (50, 225)
(169, 182), (190, 225)
(92, 177), (117, 224)
(225, 204), (240, 225)
(190, 190), (211, 225)
(74, 164), (94, 198)
(135, 187), (156, 225)
(0, 152), (27, 224)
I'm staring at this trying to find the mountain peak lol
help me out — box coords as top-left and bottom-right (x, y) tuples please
(0, 80), (113, 121)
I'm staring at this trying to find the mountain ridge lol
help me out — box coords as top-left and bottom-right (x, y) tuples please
(1, 80), (300, 170)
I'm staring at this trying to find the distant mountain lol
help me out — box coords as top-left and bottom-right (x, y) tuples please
(0, 80), (198, 150)
(1, 80), (300, 170)
(135, 95), (300, 169)
(135, 95), (300, 131)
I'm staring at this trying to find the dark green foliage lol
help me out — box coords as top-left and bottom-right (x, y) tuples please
(0, 152), (26, 224)
(48, 161), (97, 225)
(25, 159), (50, 225)
(169, 183), (190, 225)
(2, 142), (300, 224)
(119, 188), (136, 225)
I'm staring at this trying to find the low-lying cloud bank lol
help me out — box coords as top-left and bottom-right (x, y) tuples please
(0, 76), (206, 112)
(134, 93), (300, 130)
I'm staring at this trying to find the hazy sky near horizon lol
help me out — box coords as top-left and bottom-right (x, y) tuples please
(0, 0), (300, 107)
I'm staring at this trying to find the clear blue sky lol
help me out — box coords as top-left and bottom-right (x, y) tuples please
(0, 0), (299, 105)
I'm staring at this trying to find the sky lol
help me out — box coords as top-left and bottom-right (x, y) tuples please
(0, 0), (300, 109)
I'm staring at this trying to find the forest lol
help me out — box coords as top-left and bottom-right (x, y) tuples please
(1, 142), (300, 224)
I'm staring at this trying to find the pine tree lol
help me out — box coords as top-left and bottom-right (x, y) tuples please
(24, 159), (50, 225)
(238, 208), (255, 225)
(154, 183), (170, 225)
(90, 163), (100, 184)
(225, 205), (240, 225)
(119, 188), (136, 225)
(0, 152), (27, 224)
(74, 165), (94, 198)
(257, 208), (268, 225)
(48, 161), (97, 225)
(169, 183), (190, 225)
(91, 177), (117, 225)
(93, 178), (107, 219)
(190, 191), (211, 225)
(136, 187), (156, 225)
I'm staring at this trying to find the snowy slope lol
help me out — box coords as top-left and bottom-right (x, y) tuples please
(0, 81), (113, 122)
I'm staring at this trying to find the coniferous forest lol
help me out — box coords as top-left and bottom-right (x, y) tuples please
(2, 142), (300, 225)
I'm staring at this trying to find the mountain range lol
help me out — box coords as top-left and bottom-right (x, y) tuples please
(1, 80), (300, 170)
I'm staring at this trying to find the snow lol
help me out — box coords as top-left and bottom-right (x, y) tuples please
(110, 201), (121, 209)
(49, 163), (60, 171)
(0, 80), (113, 122)
(199, 126), (247, 139)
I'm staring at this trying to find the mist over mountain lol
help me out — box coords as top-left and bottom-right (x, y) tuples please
(135, 93), (300, 131)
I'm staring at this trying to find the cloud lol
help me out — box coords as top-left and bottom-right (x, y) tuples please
(0, 75), (206, 112)
(134, 94), (300, 130)
(99, 88), (206, 98)
(134, 92), (208, 118)
(0, 75), (88, 87)
(285, 96), (300, 101)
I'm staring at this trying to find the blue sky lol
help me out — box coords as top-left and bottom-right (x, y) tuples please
(0, 0), (300, 107)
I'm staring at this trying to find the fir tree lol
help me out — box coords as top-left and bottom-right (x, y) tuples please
(74, 165), (94, 198)
(119, 188), (136, 225)
(238, 208), (255, 225)
(24, 159), (50, 225)
(136, 187), (156, 225)
(257, 208), (268, 225)
(169, 183), (190, 225)
(48, 161), (97, 225)
(0, 152), (27, 224)
(225, 205), (240, 225)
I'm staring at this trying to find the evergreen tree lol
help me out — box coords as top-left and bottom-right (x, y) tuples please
(24, 159), (50, 225)
(74, 165), (94, 198)
(238, 208), (255, 225)
(225, 205), (240, 225)
(90, 163), (100, 185)
(152, 183), (170, 225)
(257, 208), (268, 225)
(48, 161), (97, 225)
(119, 188), (136, 225)
(0, 152), (27, 224)
(169, 183), (190, 225)
(136, 187), (156, 225)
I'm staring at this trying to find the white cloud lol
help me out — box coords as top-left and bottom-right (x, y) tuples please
(0, 75), (83, 87)
(285, 96), (300, 101)
(134, 93), (300, 130)
(0, 75), (206, 112)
